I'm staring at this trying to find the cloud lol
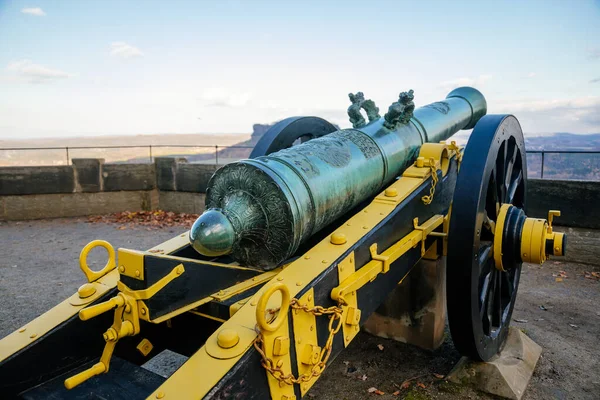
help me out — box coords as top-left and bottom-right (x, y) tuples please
(588, 48), (600, 60)
(590, 78), (600, 84)
(500, 97), (600, 113)
(439, 74), (492, 90)
(110, 42), (144, 59)
(496, 96), (600, 131)
(527, 72), (536, 78)
(21, 7), (46, 16)
(200, 88), (252, 108)
(5, 60), (72, 83)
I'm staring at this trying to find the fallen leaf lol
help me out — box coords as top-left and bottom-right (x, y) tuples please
(555, 277), (563, 282)
(367, 387), (385, 395)
(377, 344), (384, 351)
(433, 373), (445, 379)
(88, 210), (199, 229)
(552, 271), (568, 278)
(396, 374), (428, 390)
(514, 319), (528, 323)
(358, 374), (368, 381)
(417, 382), (426, 389)
(569, 324), (578, 328)
(392, 390), (401, 396)
(584, 271), (600, 281)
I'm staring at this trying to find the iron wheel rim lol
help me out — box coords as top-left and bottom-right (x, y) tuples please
(447, 114), (527, 361)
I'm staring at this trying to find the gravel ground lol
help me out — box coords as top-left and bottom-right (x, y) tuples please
(0, 219), (598, 400)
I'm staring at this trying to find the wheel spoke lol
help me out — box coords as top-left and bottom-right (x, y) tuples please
(480, 271), (493, 319)
(504, 140), (517, 192)
(502, 272), (514, 305)
(479, 243), (493, 265)
(495, 143), (507, 203)
(484, 173), (498, 231)
(483, 270), (496, 322)
(507, 170), (522, 204)
(492, 270), (502, 327)
(489, 170), (500, 217)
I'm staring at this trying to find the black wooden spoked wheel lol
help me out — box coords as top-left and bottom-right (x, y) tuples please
(447, 114), (527, 361)
(250, 116), (337, 158)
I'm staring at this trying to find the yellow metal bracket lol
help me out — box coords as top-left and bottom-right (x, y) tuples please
(64, 291), (140, 389)
(413, 215), (446, 256)
(547, 210), (560, 234)
(212, 268), (281, 302)
(370, 244), (391, 273)
(79, 240), (116, 283)
(117, 248), (145, 281)
(254, 283), (295, 400)
(73, 240), (118, 308)
(117, 263), (184, 302)
(337, 253), (360, 348)
(292, 288), (320, 396)
(64, 264), (185, 389)
(546, 210), (565, 256)
(331, 214), (444, 303)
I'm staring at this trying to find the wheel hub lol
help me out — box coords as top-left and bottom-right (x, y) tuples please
(493, 204), (566, 272)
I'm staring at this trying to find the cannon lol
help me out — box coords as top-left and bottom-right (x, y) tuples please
(0, 87), (566, 399)
(190, 87), (486, 268)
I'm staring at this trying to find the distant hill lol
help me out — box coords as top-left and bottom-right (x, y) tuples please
(524, 133), (600, 180)
(525, 132), (600, 151)
(184, 124), (273, 163)
(0, 133), (249, 166)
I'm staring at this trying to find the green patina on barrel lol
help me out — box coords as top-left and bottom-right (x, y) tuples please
(190, 87), (487, 269)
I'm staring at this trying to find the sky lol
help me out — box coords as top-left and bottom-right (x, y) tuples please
(0, 0), (599, 139)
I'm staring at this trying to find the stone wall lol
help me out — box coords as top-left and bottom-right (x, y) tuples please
(526, 179), (600, 229)
(0, 158), (216, 220)
(1, 157), (598, 229)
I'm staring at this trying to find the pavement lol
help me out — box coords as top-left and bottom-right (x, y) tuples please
(0, 218), (598, 400)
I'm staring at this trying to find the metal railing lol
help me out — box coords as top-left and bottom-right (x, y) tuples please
(1, 146), (598, 180)
(0, 144), (255, 166)
(525, 150), (600, 179)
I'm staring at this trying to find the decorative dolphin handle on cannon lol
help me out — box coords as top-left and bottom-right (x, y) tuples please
(0, 87), (566, 399)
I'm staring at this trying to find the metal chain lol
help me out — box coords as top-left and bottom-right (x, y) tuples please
(421, 142), (462, 205)
(421, 161), (439, 205)
(253, 298), (344, 385)
(448, 141), (463, 168)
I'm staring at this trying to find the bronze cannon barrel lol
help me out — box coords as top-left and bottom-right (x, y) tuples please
(190, 87), (487, 269)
